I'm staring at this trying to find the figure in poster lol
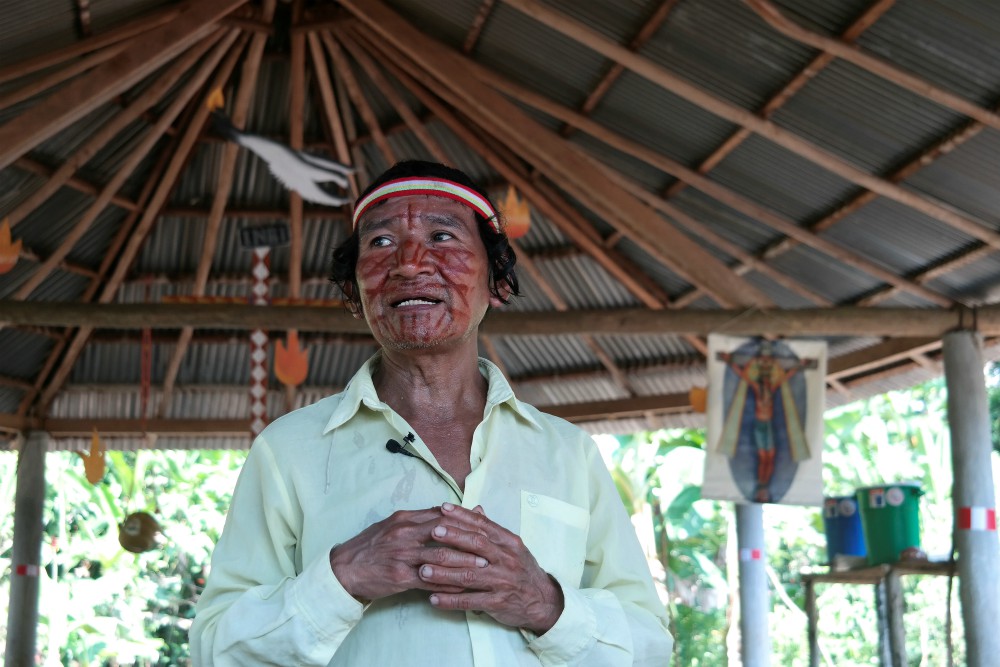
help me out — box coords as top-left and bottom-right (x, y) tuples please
(716, 338), (817, 503)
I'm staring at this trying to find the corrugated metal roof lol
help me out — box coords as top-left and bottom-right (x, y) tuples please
(857, 0), (1000, 105)
(4, 0), (1000, 444)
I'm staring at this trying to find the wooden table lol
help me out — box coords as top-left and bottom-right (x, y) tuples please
(800, 560), (956, 667)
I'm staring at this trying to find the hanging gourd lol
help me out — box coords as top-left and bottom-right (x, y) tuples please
(500, 186), (531, 239)
(119, 512), (161, 553)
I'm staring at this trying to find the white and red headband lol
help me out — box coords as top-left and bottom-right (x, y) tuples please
(352, 177), (501, 233)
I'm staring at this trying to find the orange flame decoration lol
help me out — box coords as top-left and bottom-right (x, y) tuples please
(0, 217), (22, 274)
(206, 87), (225, 112)
(275, 330), (309, 387)
(500, 185), (531, 239)
(77, 428), (106, 484)
(688, 386), (708, 414)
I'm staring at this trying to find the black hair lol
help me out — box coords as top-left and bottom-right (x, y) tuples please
(330, 160), (520, 312)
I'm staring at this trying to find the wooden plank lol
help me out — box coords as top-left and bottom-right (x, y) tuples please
(498, 0), (1000, 252)
(338, 0), (770, 309)
(6, 34), (223, 229)
(5, 300), (1000, 337)
(36, 34), (250, 413)
(463, 0), (497, 54)
(156, 0), (276, 419)
(0, 43), (127, 112)
(541, 393), (688, 422)
(0, 0), (249, 171)
(12, 33), (232, 301)
(307, 32), (360, 198)
(472, 63), (954, 308)
(747, 0), (1000, 131)
(0, 3), (183, 85)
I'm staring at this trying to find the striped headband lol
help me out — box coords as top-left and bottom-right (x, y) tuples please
(352, 177), (501, 233)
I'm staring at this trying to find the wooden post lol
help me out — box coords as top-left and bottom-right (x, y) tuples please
(4, 430), (48, 667)
(884, 570), (907, 666)
(804, 579), (818, 667)
(874, 580), (893, 667)
(735, 503), (771, 666)
(942, 331), (1000, 667)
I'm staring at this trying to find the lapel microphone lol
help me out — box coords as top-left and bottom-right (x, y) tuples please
(386, 433), (418, 458)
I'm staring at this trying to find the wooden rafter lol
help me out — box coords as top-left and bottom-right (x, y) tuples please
(462, 0), (497, 54)
(664, 0), (896, 198)
(340, 4), (770, 309)
(499, 0), (1000, 252)
(339, 34), (450, 163)
(559, 0), (678, 137)
(13, 158), (138, 212)
(746, 0), (1000, 132)
(475, 66), (955, 307)
(11, 31), (229, 302)
(321, 33), (396, 163)
(0, 4), (182, 86)
(8, 300), (1000, 338)
(156, 1), (276, 420)
(306, 32), (360, 198)
(284, 0), (307, 412)
(7, 32), (224, 230)
(0, 0), (250, 171)
(0, 43), (127, 112)
(35, 32), (250, 414)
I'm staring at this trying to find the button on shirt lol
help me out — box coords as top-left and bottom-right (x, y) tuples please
(191, 355), (672, 666)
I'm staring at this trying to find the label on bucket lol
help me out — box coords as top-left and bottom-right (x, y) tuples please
(838, 499), (857, 516)
(886, 487), (905, 507)
(868, 489), (885, 508)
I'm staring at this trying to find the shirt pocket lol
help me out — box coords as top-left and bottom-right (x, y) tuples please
(519, 490), (590, 587)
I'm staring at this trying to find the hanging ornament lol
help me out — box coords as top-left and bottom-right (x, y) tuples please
(118, 512), (161, 553)
(206, 86), (225, 113)
(689, 386), (708, 413)
(77, 428), (106, 484)
(248, 247), (271, 437)
(500, 186), (531, 239)
(275, 330), (309, 387)
(0, 217), (22, 274)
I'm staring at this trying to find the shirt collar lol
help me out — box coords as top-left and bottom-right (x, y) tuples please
(323, 352), (542, 434)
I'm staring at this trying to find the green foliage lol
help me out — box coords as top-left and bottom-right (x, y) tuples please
(1, 447), (246, 665)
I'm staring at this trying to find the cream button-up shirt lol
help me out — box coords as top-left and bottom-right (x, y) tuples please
(191, 355), (672, 666)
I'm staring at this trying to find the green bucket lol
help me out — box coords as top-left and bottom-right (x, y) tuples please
(855, 483), (922, 565)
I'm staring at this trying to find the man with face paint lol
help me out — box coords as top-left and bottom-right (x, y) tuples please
(191, 161), (673, 666)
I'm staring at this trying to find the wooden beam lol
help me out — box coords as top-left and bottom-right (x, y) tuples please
(12, 32), (230, 301)
(0, 4), (182, 85)
(162, 206), (345, 220)
(0, 390), (689, 436)
(307, 32), (360, 198)
(0, 0), (248, 171)
(0, 43), (127, 112)
(665, 0), (896, 198)
(561, 0), (678, 136)
(339, 33), (450, 163)
(35, 33), (250, 413)
(156, 1), (275, 419)
(5, 35), (222, 229)
(746, 0), (1000, 132)
(498, 0), (1000, 251)
(473, 63), (954, 307)
(6, 301), (1000, 337)
(321, 32), (396, 163)
(543, 393), (689, 422)
(463, 0), (497, 54)
(13, 158), (138, 212)
(339, 1), (770, 309)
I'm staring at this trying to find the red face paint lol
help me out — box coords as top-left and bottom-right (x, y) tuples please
(355, 195), (495, 351)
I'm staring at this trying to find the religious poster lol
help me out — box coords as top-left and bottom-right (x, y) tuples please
(701, 335), (827, 506)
